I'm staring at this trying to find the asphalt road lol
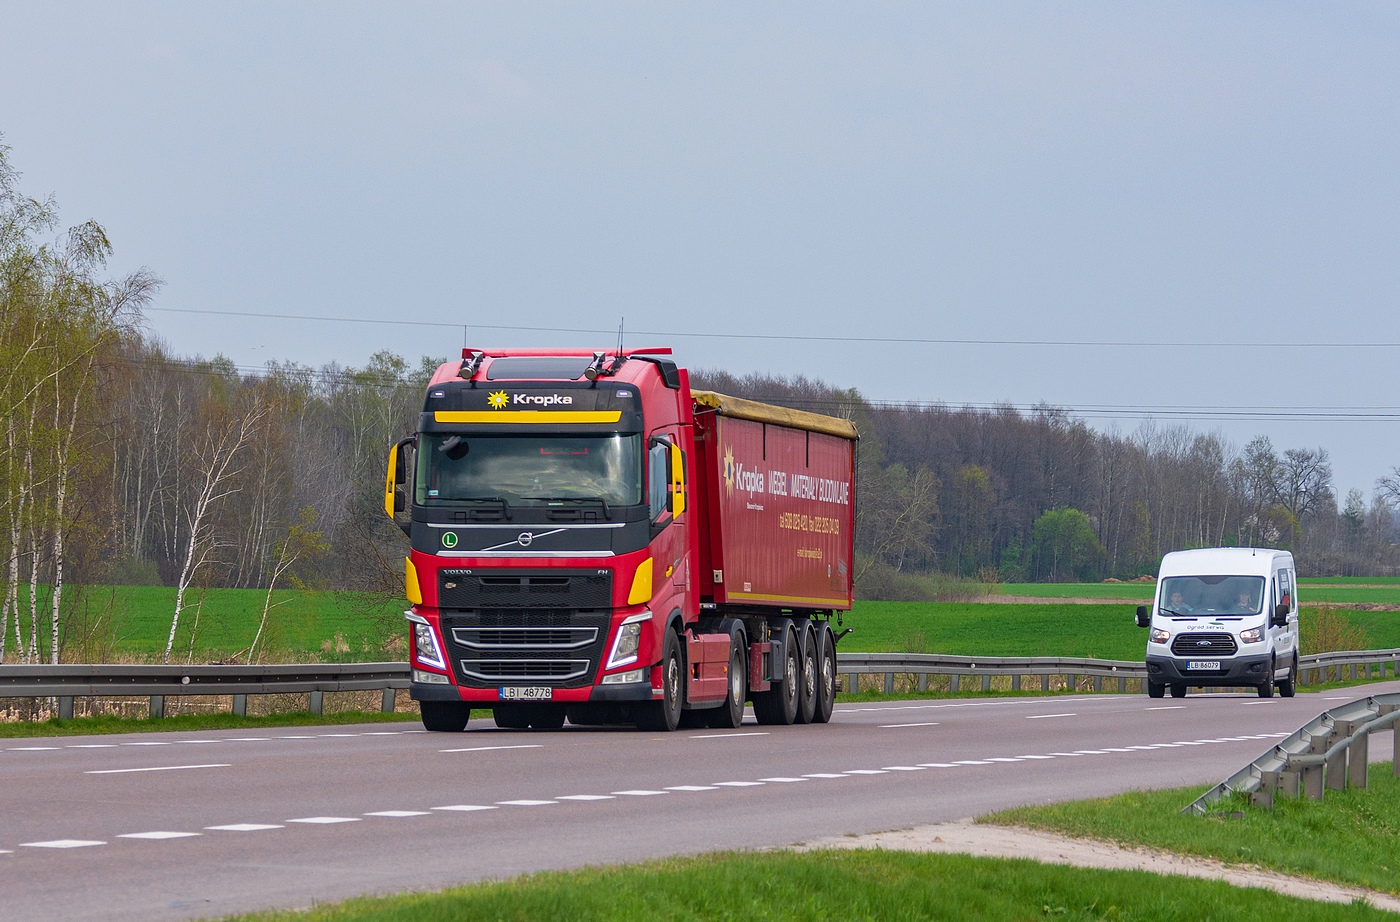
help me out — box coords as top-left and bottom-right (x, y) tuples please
(5, 680), (1398, 922)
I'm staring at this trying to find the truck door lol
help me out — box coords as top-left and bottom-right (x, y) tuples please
(647, 433), (688, 617)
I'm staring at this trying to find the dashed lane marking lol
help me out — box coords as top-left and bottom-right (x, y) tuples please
(918, 762), (959, 768)
(953, 760), (992, 765)
(1145, 706), (1186, 710)
(286, 817), (361, 824)
(66, 744), (117, 749)
(881, 722), (940, 728)
(20, 840), (105, 849)
(7, 746), (60, 751)
(495, 800), (556, 807)
(803, 773), (848, 779)
(844, 769), (886, 775)
(440, 744), (544, 753)
(1026, 713), (1076, 720)
(86, 764), (230, 775)
(689, 732), (769, 739)
(881, 766), (927, 771)
(206, 824), (283, 832)
(712, 781), (764, 787)
(557, 794), (616, 801)
(612, 790), (668, 796)
(758, 777), (808, 783)
(666, 785), (719, 791)
(432, 805), (497, 812)
(118, 831), (201, 840)
(365, 811), (430, 817)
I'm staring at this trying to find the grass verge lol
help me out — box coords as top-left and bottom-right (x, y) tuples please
(223, 848), (1391, 922)
(985, 762), (1400, 896)
(0, 710), (423, 738)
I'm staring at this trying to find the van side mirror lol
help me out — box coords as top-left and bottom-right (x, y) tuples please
(1135, 605), (1150, 628)
(1272, 602), (1289, 627)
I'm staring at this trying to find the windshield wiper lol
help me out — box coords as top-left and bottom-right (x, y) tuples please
(524, 497), (611, 520)
(457, 497), (512, 520)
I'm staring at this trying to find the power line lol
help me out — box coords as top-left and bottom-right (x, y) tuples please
(144, 307), (1400, 350)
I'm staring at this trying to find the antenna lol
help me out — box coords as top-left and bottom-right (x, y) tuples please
(616, 317), (625, 358)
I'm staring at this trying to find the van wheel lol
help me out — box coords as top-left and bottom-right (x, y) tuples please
(1170, 684), (1187, 698)
(1279, 656), (1297, 698)
(1147, 681), (1165, 699)
(1257, 669), (1274, 699)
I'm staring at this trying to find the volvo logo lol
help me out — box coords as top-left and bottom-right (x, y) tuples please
(517, 532), (534, 547)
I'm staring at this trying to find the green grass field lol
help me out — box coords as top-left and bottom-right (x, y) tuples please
(998, 579), (1400, 605)
(988, 762), (1400, 897)
(224, 848), (1390, 922)
(35, 585), (1400, 664)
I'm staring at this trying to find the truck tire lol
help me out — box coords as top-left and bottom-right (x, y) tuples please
(794, 622), (818, 724)
(1279, 656), (1298, 698)
(1146, 681), (1164, 699)
(419, 700), (470, 732)
(812, 623), (836, 724)
(526, 705), (566, 729)
(707, 633), (747, 729)
(753, 621), (800, 725)
(493, 704), (531, 729)
(636, 629), (683, 732)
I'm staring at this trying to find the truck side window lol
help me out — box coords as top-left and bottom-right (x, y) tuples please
(648, 440), (670, 522)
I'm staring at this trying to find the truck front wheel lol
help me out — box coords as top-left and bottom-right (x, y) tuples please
(419, 700), (471, 732)
(636, 630), (683, 732)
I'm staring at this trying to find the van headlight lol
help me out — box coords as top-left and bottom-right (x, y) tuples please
(1239, 627), (1264, 643)
(1149, 627), (1170, 645)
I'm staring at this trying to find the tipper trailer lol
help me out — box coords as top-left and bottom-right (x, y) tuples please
(384, 347), (858, 732)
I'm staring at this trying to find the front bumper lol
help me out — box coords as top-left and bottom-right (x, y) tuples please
(1145, 651), (1272, 686)
(409, 680), (656, 704)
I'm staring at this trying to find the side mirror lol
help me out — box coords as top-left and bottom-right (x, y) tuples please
(1135, 605), (1150, 628)
(384, 437), (415, 530)
(1272, 602), (1289, 627)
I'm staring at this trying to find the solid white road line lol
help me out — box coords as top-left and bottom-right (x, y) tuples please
(86, 764), (230, 775)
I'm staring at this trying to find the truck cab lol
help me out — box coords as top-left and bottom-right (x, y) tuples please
(1136, 547), (1300, 699)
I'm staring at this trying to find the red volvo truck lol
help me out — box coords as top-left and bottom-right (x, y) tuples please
(383, 347), (857, 732)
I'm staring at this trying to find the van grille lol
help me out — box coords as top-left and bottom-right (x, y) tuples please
(1171, 633), (1238, 657)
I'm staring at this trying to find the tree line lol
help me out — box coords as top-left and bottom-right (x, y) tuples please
(5, 140), (1400, 664)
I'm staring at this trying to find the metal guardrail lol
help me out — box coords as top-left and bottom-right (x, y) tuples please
(1, 646), (1398, 719)
(0, 662), (409, 719)
(1185, 692), (1400, 815)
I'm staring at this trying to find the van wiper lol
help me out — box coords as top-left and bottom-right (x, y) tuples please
(524, 497), (611, 520)
(1159, 607), (1186, 617)
(458, 497), (512, 519)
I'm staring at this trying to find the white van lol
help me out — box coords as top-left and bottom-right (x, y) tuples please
(1135, 548), (1300, 699)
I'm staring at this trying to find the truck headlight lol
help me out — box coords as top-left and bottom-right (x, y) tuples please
(409, 618), (447, 671)
(1149, 627), (1170, 645)
(1239, 627), (1264, 643)
(606, 612), (651, 670)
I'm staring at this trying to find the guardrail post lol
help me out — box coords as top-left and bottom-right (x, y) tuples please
(1011, 675), (1021, 691)
(949, 674), (960, 693)
(232, 694), (247, 717)
(309, 691), (323, 715)
(846, 672), (860, 695)
(58, 696), (73, 720)
(1325, 744), (1348, 793)
(149, 695), (164, 719)
(382, 687), (396, 713)
(883, 672), (894, 694)
(1347, 727), (1370, 791)
(1067, 673), (1077, 692)
(981, 674), (991, 692)
(1117, 677), (1126, 693)
(1092, 676), (1102, 692)
(917, 673), (928, 692)
(1041, 674), (1050, 692)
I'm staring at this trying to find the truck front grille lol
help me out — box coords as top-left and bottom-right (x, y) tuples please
(459, 659), (591, 682)
(1171, 633), (1238, 656)
(439, 568), (612, 609)
(451, 626), (598, 650)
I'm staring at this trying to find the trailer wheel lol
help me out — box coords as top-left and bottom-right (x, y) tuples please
(754, 621), (800, 725)
(812, 624), (836, 724)
(636, 630), (683, 732)
(794, 623), (818, 724)
(707, 634), (748, 729)
(419, 700), (470, 732)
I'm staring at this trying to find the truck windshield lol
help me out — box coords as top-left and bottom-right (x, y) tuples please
(416, 434), (643, 507)
(1159, 575), (1265, 616)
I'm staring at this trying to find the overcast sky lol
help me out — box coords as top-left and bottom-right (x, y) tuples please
(3, 3), (1398, 498)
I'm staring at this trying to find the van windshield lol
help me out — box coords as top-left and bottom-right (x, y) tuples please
(1159, 576), (1265, 616)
